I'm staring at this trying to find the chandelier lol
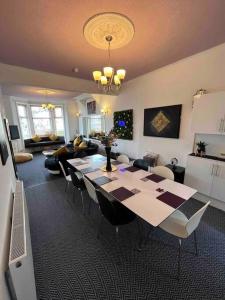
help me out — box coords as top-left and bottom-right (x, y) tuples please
(83, 12), (134, 93)
(93, 35), (126, 92)
(41, 89), (56, 110)
(41, 103), (55, 110)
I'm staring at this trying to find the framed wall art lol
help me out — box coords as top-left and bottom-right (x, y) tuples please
(87, 101), (96, 115)
(0, 113), (9, 165)
(114, 109), (133, 140)
(143, 104), (182, 138)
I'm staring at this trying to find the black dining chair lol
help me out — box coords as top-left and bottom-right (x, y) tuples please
(68, 168), (86, 213)
(133, 159), (149, 171)
(96, 189), (141, 240)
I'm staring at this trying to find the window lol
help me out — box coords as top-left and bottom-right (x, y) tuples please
(17, 104), (30, 139)
(89, 116), (103, 133)
(81, 116), (105, 137)
(16, 103), (65, 138)
(31, 106), (52, 135)
(54, 107), (65, 136)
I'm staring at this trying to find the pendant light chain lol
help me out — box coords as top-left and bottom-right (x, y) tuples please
(108, 39), (111, 66)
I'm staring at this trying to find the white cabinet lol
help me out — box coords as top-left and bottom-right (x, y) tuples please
(192, 92), (225, 134)
(185, 156), (213, 196)
(210, 162), (225, 202)
(185, 156), (225, 202)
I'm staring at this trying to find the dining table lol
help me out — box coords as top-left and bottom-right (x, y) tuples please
(67, 154), (197, 227)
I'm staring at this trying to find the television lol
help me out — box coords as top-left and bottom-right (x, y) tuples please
(9, 125), (20, 140)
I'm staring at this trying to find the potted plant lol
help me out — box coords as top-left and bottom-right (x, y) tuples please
(196, 141), (207, 157)
(100, 129), (118, 171)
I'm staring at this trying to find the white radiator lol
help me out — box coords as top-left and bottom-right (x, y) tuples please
(6, 181), (37, 300)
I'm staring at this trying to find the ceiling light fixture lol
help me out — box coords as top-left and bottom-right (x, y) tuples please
(92, 35), (126, 92)
(193, 88), (208, 99)
(83, 12), (134, 92)
(41, 89), (56, 110)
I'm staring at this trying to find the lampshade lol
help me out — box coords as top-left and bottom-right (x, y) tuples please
(114, 75), (121, 86)
(101, 76), (107, 85)
(93, 70), (102, 81)
(117, 69), (126, 80)
(103, 67), (113, 78)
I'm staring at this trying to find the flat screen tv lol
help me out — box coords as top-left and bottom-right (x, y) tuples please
(143, 104), (182, 139)
(9, 125), (20, 140)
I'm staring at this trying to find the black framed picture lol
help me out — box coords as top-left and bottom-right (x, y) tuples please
(114, 109), (133, 140)
(143, 104), (182, 138)
(0, 113), (9, 165)
(87, 101), (96, 115)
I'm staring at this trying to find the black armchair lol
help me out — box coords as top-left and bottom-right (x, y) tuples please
(96, 189), (138, 239)
(68, 168), (86, 213)
(133, 159), (149, 171)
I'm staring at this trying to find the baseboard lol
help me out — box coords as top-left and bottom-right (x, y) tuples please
(193, 192), (225, 212)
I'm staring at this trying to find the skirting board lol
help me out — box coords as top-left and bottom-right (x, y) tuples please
(193, 192), (225, 212)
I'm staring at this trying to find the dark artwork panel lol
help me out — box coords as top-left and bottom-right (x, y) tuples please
(0, 114), (9, 165)
(114, 109), (133, 140)
(87, 101), (96, 115)
(143, 104), (182, 139)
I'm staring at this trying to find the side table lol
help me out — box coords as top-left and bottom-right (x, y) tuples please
(165, 164), (185, 184)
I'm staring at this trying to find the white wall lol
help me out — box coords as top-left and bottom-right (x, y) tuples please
(93, 43), (225, 165)
(0, 62), (100, 94)
(0, 87), (16, 300)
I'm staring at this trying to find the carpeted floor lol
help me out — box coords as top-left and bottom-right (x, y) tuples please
(18, 154), (225, 299)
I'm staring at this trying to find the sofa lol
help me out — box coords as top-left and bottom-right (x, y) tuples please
(24, 136), (65, 152)
(44, 140), (99, 174)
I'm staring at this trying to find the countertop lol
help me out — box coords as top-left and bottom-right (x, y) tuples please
(189, 153), (225, 163)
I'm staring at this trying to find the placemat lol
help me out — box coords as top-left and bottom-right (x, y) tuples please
(157, 191), (185, 209)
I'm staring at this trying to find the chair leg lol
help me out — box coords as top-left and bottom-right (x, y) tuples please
(80, 190), (85, 214)
(116, 226), (119, 234)
(97, 215), (104, 239)
(65, 181), (69, 192)
(136, 218), (144, 251)
(88, 198), (92, 215)
(194, 231), (198, 256)
(178, 239), (182, 280)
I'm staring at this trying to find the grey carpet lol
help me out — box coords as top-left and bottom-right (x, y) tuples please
(17, 153), (61, 188)
(19, 157), (225, 299)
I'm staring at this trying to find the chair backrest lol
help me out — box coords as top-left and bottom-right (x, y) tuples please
(68, 168), (83, 189)
(151, 165), (174, 181)
(83, 176), (98, 203)
(117, 154), (129, 164)
(133, 159), (149, 171)
(186, 201), (210, 236)
(96, 190), (117, 225)
(59, 161), (67, 178)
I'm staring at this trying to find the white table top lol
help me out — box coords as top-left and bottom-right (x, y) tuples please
(67, 154), (197, 227)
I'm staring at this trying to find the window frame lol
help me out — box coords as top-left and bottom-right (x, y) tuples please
(16, 102), (66, 139)
(16, 103), (31, 139)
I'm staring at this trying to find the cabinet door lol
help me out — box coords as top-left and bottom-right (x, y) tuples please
(184, 156), (213, 196)
(191, 92), (225, 134)
(210, 163), (225, 202)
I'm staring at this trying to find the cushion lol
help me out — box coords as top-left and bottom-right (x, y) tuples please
(78, 141), (87, 149)
(52, 146), (67, 157)
(73, 136), (82, 147)
(32, 135), (41, 142)
(49, 134), (58, 141)
(15, 153), (33, 163)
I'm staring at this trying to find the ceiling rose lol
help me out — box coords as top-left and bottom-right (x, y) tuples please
(83, 13), (135, 50)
